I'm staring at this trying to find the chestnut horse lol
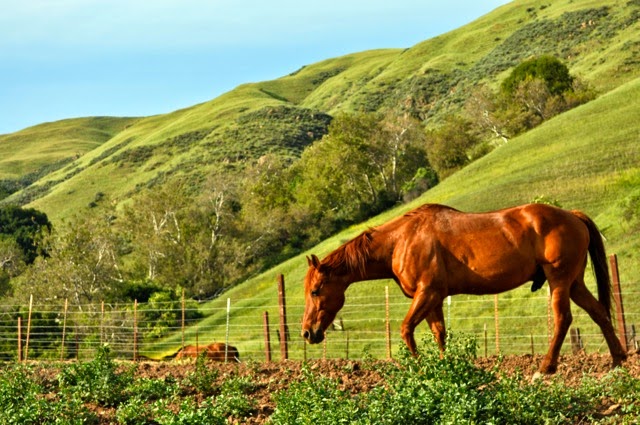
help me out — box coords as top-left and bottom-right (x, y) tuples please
(301, 203), (627, 374)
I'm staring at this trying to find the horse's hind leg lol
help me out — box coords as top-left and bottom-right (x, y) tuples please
(570, 278), (627, 367)
(539, 284), (573, 374)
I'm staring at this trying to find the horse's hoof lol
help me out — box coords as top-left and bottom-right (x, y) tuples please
(612, 354), (627, 369)
(531, 372), (544, 382)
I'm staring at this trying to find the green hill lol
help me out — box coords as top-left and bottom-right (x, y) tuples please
(142, 77), (640, 361)
(1, 0), (639, 361)
(2, 0), (639, 222)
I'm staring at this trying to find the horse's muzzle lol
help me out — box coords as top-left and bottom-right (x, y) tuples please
(302, 327), (325, 344)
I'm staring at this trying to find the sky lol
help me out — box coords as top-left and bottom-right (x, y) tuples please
(0, 0), (511, 135)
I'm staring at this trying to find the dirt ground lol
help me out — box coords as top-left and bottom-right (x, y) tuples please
(37, 350), (640, 423)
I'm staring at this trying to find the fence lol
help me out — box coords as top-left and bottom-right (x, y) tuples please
(1, 256), (638, 363)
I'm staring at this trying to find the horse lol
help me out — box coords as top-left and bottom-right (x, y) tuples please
(301, 203), (627, 374)
(175, 342), (240, 362)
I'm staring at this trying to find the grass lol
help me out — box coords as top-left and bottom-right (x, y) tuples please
(141, 77), (640, 361)
(2, 0), (638, 223)
(1, 0), (638, 363)
(0, 116), (136, 179)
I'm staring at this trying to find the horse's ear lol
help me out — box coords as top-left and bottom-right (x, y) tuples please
(307, 254), (320, 269)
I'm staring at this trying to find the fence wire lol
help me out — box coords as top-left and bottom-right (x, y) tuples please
(1, 283), (638, 362)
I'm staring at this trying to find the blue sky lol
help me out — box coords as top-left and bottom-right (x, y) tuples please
(0, 0), (511, 135)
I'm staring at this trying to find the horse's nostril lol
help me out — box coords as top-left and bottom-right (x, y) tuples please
(302, 330), (310, 340)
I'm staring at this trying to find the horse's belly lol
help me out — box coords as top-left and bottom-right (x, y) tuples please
(449, 255), (536, 295)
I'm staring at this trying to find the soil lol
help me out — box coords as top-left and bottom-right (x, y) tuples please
(36, 350), (640, 424)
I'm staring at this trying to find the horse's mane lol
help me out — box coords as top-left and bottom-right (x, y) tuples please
(322, 230), (373, 276)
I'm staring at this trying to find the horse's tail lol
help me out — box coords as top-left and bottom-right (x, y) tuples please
(571, 210), (612, 317)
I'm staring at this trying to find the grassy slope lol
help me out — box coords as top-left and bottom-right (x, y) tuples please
(18, 52), (401, 219)
(3, 0), (637, 223)
(0, 117), (137, 179)
(142, 77), (640, 360)
(1, 0), (637, 359)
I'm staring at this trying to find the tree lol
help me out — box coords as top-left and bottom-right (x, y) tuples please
(501, 55), (573, 98)
(464, 85), (511, 144)
(0, 236), (25, 297)
(14, 207), (124, 306)
(120, 180), (237, 298)
(425, 115), (479, 178)
(467, 57), (594, 141)
(0, 205), (51, 264)
(294, 112), (430, 226)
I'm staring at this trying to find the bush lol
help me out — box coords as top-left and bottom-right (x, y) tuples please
(270, 334), (638, 424)
(58, 345), (135, 406)
(501, 56), (573, 97)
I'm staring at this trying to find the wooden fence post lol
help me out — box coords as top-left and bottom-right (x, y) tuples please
(225, 298), (231, 362)
(75, 325), (79, 361)
(609, 254), (628, 352)
(181, 288), (185, 353)
(484, 323), (488, 358)
(100, 301), (105, 345)
(263, 311), (272, 362)
(570, 328), (583, 354)
(277, 274), (289, 360)
(346, 331), (350, 360)
(323, 335), (327, 360)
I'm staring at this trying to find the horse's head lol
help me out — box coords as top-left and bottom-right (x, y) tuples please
(301, 254), (347, 344)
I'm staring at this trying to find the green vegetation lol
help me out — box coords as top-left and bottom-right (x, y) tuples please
(142, 77), (639, 362)
(1, 338), (638, 424)
(0, 0), (639, 363)
(272, 335), (640, 424)
(0, 346), (257, 424)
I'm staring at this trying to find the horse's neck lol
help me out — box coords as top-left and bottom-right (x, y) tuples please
(349, 233), (395, 283)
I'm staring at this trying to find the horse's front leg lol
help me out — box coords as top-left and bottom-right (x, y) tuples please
(401, 287), (444, 356)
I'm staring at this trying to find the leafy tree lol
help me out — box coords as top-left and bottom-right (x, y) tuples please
(120, 181), (238, 298)
(501, 55), (573, 97)
(238, 155), (311, 266)
(294, 112), (430, 226)
(0, 236), (25, 297)
(13, 206), (124, 305)
(466, 56), (595, 141)
(425, 115), (479, 178)
(464, 85), (512, 144)
(0, 205), (51, 264)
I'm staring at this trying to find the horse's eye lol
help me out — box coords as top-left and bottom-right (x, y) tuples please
(311, 289), (319, 297)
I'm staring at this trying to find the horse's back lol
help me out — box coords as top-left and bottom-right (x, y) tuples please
(389, 203), (590, 295)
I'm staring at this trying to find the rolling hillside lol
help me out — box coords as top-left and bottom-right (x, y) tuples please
(1, 0), (639, 360)
(1, 0), (638, 223)
(143, 76), (640, 361)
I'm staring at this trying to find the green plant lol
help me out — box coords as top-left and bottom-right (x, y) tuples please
(182, 351), (220, 396)
(151, 396), (227, 425)
(58, 345), (135, 406)
(0, 364), (97, 424)
(271, 364), (362, 424)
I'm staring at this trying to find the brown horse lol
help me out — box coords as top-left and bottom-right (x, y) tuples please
(175, 342), (240, 362)
(301, 203), (627, 374)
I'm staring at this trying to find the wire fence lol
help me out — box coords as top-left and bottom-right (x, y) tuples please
(1, 278), (638, 363)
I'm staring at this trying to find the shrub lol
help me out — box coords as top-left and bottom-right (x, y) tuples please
(58, 345), (135, 406)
